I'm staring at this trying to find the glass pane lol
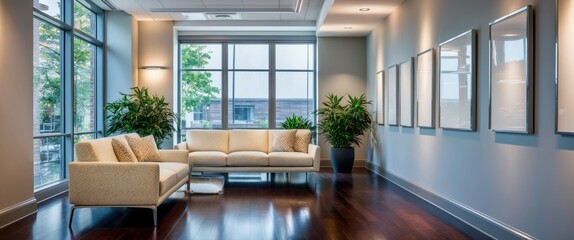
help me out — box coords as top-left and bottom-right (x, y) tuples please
(34, 137), (64, 187)
(180, 44), (222, 69)
(74, 1), (97, 37)
(34, 0), (62, 20)
(74, 38), (96, 133)
(228, 44), (269, 70)
(276, 72), (315, 127)
(33, 19), (63, 135)
(181, 71), (222, 129)
(228, 71), (269, 128)
(74, 133), (95, 144)
(276, 44), (314, 70)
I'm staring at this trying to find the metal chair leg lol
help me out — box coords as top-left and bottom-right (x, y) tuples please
(152, 207), (157, 227)
(68, 206), (76, 228)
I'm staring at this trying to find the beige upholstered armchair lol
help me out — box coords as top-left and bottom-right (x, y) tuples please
(68, 133), (190, 227)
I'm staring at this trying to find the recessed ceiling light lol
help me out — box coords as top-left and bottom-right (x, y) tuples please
(344, 27), (352, 30)
(359, 8), (370, 12)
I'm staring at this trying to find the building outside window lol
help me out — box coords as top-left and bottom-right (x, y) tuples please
(32, 0), (103, 189)
(178, 39), (316, 138)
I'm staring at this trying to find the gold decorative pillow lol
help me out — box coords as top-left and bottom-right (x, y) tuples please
(112, 138), (138, 162)
(125, 135), (161, 162)
(294, 130), (312, 153)
(271, 130), (296, 152)
(75, 142), (98, 162)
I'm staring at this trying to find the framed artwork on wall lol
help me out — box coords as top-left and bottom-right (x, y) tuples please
(489, 5), (533, 134)
(377, 70), (384, 125)
(557, 0), (574, 134)
(400, 58), (414, 127)
(438, 30), (477, 131)
(387, 65), (399, 126)
(416, 48), (435, 128)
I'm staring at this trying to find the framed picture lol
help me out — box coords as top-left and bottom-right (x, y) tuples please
(376, 70), (384, 125)
(438, 30), (477, 131)
(387, 65), (399, 126)
(400, 58), (414, 127)
(557, 0), (574, 134)
(489, 6), (533, 134)
(416, 49), (435, 128)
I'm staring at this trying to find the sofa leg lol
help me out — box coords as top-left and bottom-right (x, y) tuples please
(185, 180), (191, 194)
(68, 206), (76, 228)
(152, 207), (157, 227)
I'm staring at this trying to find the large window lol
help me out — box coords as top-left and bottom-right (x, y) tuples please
(33, 0), (103, 189)
(178, 40), (316, 134)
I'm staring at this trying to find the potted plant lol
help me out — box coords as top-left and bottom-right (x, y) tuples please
(105, 87), (176, 148)
(280, 114), (317, 141)
(316, 94), (372, 173)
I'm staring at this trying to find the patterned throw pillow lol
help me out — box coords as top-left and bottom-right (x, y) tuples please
(111, 138), (138, 162)
(125, 135), (161, 162)
(271, 130), (296, 152)
(294, 130), (312, 153)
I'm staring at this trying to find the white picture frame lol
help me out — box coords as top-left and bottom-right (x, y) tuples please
(416, 49), (435, 128)
(377, 70), (384, 125)
(557, 0), (574, 134)
(438, 30), (477, 131)
(387, 65), (399, 126)
(400, 58), (414, 127)
(489, 5), (533, 134)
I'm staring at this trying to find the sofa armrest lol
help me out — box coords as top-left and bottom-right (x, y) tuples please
(308, 144), (320, 170)
(157, 149), (189, 164)
(68, 162), (160, 206)
(174, 142), (187, 150)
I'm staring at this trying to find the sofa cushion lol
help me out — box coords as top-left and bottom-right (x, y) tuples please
(187, 130), (229, 153)
(229, 130), (268, 152)
(126, 135), (161, 162)
(227, 151), (268, 166)
(157, 162), (189, 181)
(270, 130), (296, 152)
(268, 152), (313, 167)
(189, 151), (227, 167)
(159, 169), (178, 195)
(112, 138), (138, 162)
(294, 129), (312, 153)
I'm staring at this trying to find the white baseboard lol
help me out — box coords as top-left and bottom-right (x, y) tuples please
(0, 198), (37, 229)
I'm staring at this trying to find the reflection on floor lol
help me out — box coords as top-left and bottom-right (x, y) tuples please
(0, 169), (490, 239)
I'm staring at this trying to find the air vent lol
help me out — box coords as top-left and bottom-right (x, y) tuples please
(204, 13), (241, 20)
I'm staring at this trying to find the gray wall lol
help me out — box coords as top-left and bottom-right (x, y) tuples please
(0, 0), (37, 227)
(318, 37), (368, 163)
(105, 11), (138, 103)
(366, 0), (574, 238)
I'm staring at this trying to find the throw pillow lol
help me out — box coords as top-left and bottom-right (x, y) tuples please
(111, 138), (138, 162)
(125, 135), (161, 162)
(271, 130), (296, 152)
(294, 130), (312, 153)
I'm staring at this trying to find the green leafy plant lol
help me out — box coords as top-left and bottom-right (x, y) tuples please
(281, 114), (317, 140)
(105, 87), (176, 148)
(316, 94), (372, 148)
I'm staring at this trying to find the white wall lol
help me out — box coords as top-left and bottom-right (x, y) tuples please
(318, 37), (368, 164)
(105, 11), (138, 103)
(0, 0), (37, 227)
(367, 0), (574, 238)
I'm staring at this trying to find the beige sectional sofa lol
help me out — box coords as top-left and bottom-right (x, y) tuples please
(68, 133), (190, 226)
(175, 129), (320, 172)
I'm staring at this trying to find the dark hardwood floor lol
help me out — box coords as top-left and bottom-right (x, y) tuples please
(0, 169), (490, 240)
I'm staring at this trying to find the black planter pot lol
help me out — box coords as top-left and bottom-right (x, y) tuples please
(330, 147), (355, 173)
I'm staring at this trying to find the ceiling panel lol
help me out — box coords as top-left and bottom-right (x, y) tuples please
(241, 13), (282, 21)
(158, 0), (205, 8)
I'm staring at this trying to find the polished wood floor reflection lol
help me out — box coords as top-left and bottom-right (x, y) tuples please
(0, 169), (489, 239)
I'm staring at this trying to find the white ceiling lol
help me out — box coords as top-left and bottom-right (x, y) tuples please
(103, 0), (402, 36)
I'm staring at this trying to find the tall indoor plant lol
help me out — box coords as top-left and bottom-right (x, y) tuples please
(316, 94), (372, 173)
(105, 87), (176, 148)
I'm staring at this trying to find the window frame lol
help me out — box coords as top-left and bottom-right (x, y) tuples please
(33, 0), (104, 192)
(176, 38), (317, 141)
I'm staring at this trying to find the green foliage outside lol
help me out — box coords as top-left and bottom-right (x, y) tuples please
(180, 45), (220, 120)
(281, 114), (317, 141)
(316, 94), (372, 148)
(105, 87), (176, 148)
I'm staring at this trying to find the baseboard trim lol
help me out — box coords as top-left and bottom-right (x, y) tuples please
(34, 180), (69, 203)
(0, 198), (37, 229)
(320, 159), (366, 168)
(365, 162), (534, 240)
